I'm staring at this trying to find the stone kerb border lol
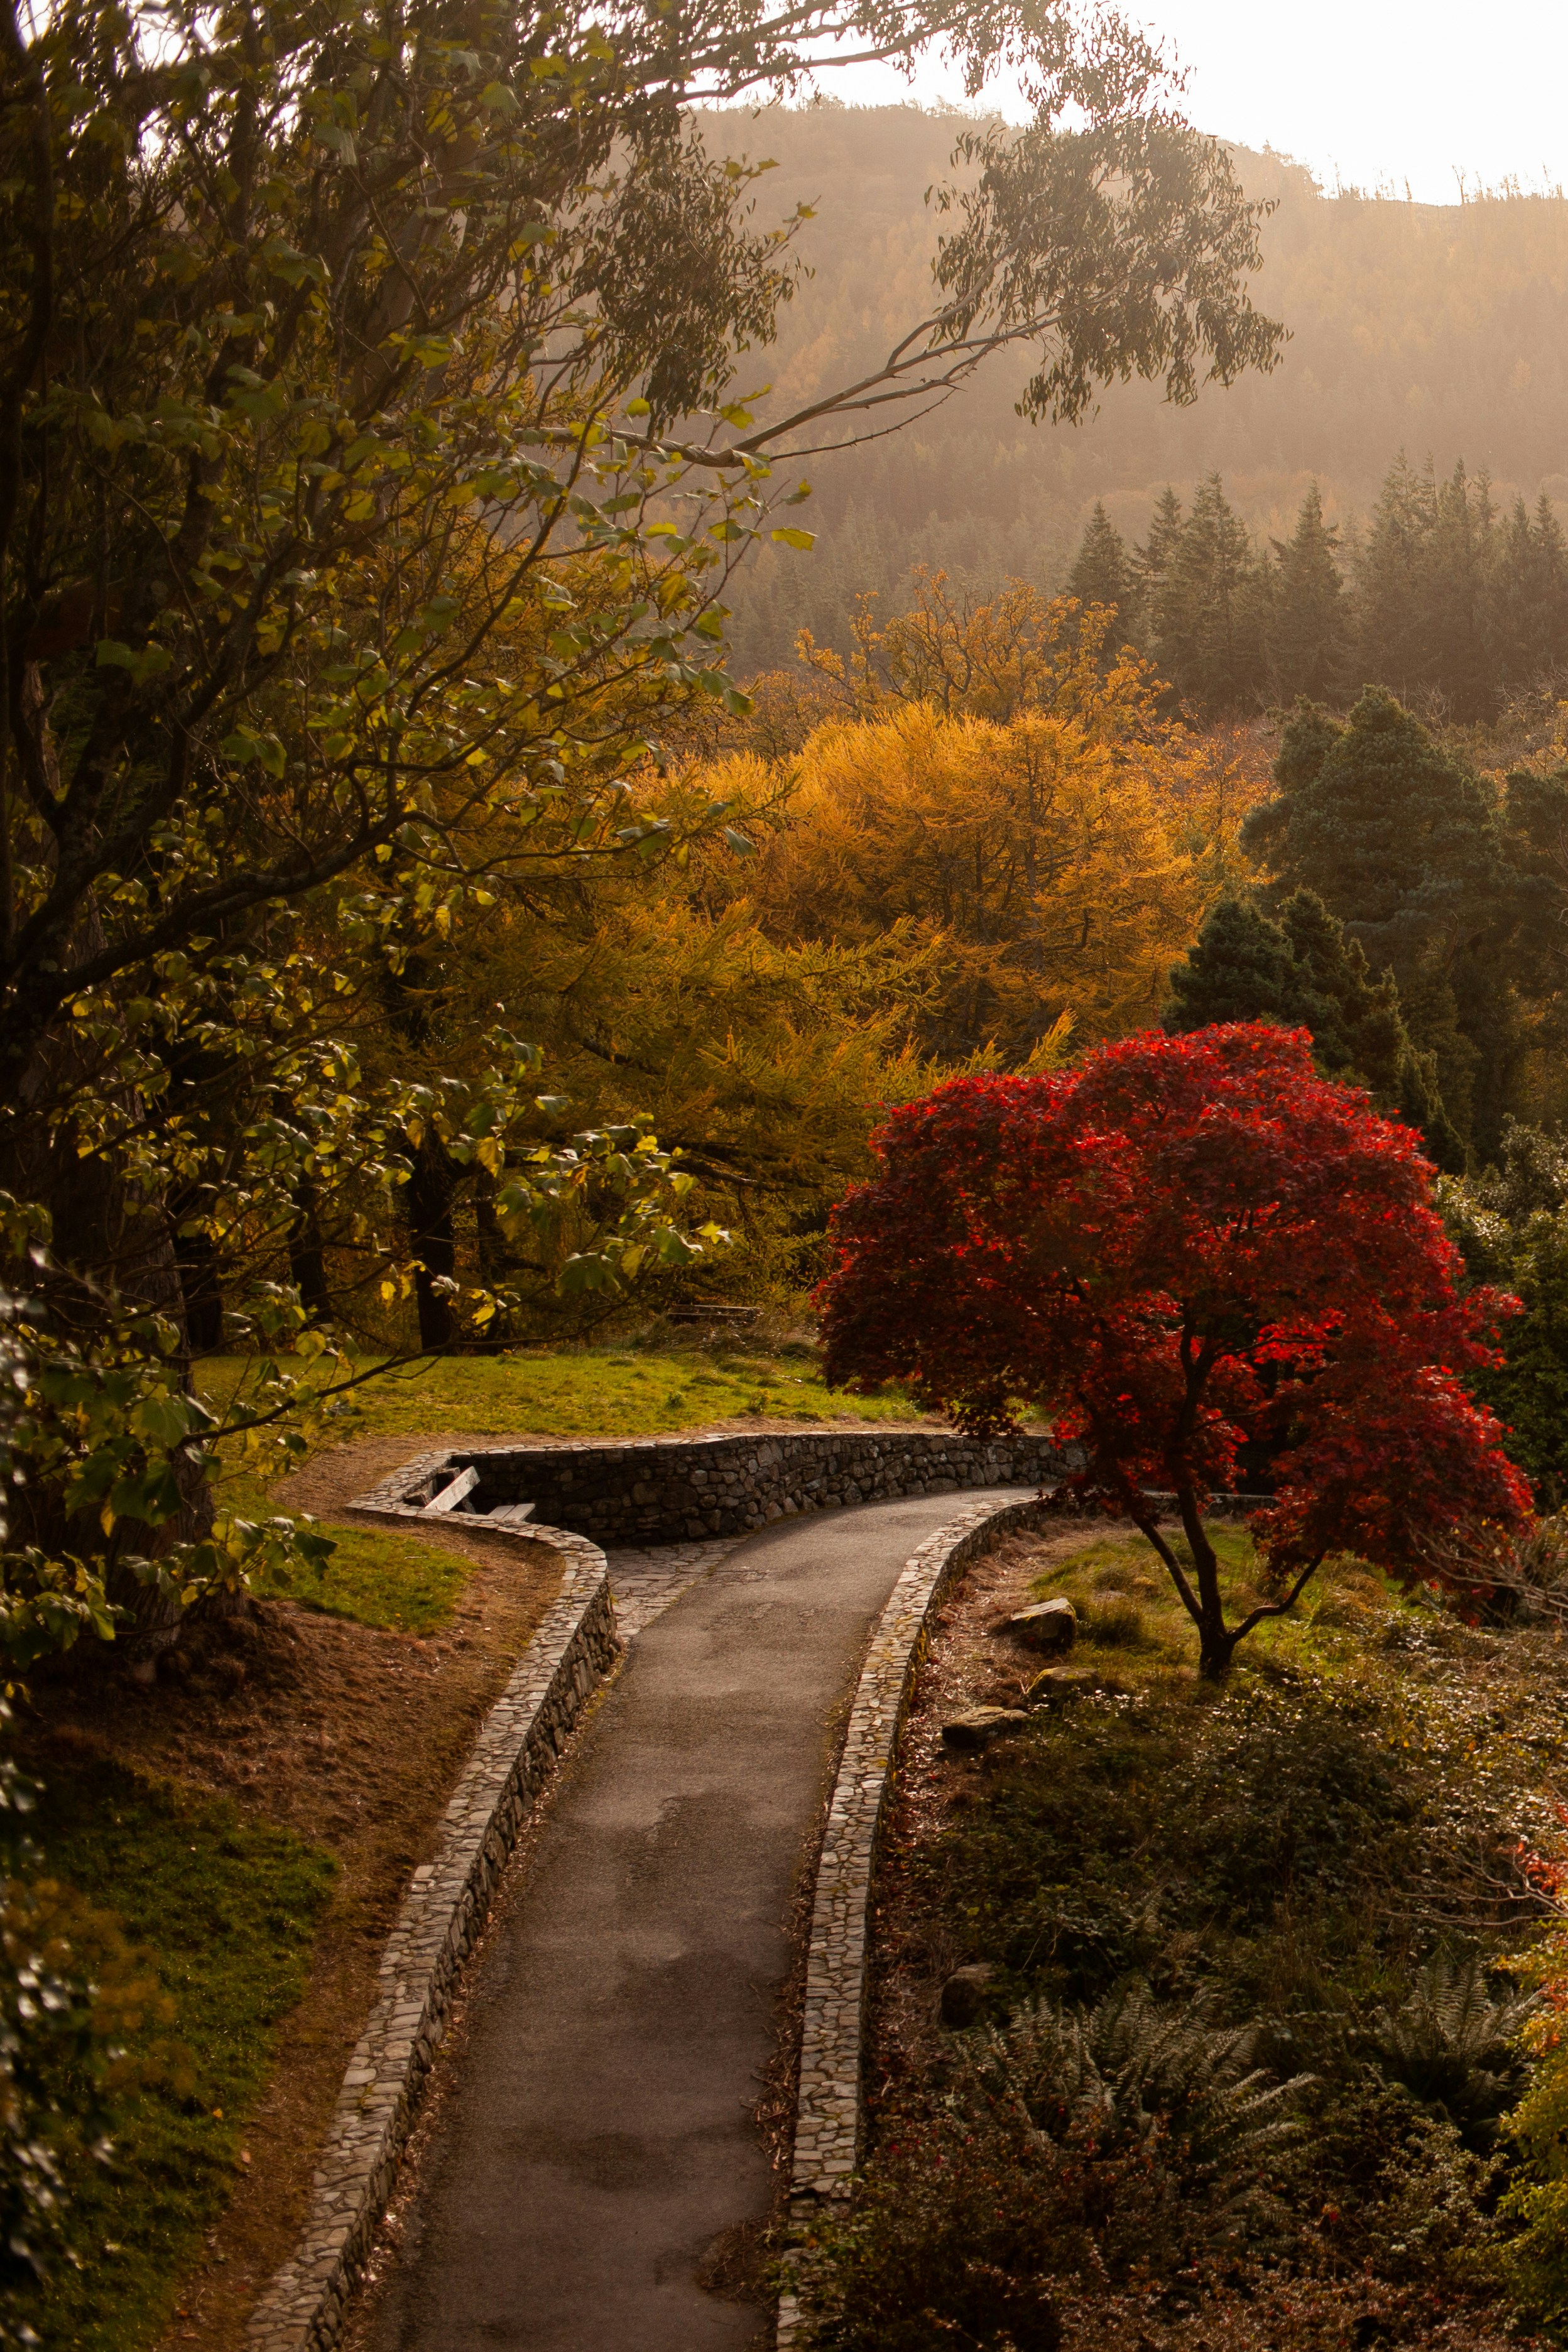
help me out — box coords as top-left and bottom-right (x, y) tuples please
(776, 1491), (1056, 2351)
(246, 1520), (617, 2352)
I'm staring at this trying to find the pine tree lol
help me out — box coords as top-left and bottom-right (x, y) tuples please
(1248, 687), (1504, 956)
(1242, 687), (1513, 1152)
(1068, 501), (1140, 636)
(1424, 462), (1498, 721)
(1533, 494), (1568, 673)
(1162, 887), (1464, 1165)
(1492, 495), (1568, 692)
(1137, 488), (1184, 622)
(1149, 474), (1267, 714)
(1162, 896), (1296, 1031)
(1354, 452), (1437, 702)
(1268, 484), (1349, 703)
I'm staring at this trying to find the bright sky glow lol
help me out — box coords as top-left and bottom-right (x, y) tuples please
(825, 0), (1568, 204)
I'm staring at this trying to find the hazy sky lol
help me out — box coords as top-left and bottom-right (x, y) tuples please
(827, 0), (1566, 204)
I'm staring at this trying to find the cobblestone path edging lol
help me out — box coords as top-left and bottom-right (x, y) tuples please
(245, 1520), (617, 2352)
(776, 1491), (1055, 2350)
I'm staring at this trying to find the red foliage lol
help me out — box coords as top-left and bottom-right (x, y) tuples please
(817, 1025), (1532, 1666)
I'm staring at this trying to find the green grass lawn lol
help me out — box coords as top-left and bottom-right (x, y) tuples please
(197, 1340), (925, 1636)
(196, 1339), (922, 1444)
(24, 1760), (335, 2352)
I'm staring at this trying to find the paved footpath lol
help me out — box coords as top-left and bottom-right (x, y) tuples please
(356, 1488), (1019, 2351)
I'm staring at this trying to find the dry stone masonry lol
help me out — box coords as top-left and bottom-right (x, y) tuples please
(245, 1524), (617, 2352)
(777, 1492), (1057, 2351)
(351, 1425), (1065, 1546)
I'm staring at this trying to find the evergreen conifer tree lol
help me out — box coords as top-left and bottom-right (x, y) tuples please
(1354, 452), (1437, 701)
(1492, 495), (1568, 691)
(1068, 501), (1140, 633)
(1163, 888), (1464, 1166)
(1137, 488), (1184, 626)
(1268, 484), (1349, 703)
(1244, 688), (1504, 958)
(1149, 474), (1266, 712)
(1242, 688), (1513, 1151)
(1162, 896), (1296, 1030)
(1424, 462), (1499, 721)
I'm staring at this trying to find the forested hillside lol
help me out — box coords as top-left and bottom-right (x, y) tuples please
(702, 104), (1568, 670)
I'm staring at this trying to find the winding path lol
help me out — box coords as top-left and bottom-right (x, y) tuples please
(352, 1488), (1018, 2351)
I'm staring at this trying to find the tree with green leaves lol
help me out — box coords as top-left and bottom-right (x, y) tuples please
(0, 0), (1285, 1672)
(1147, 473), (1267, 714)
(1444, 1121), (1568, 1506)
(1492, 494), (1568, 694)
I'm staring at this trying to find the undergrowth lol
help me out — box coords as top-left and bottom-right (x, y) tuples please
(793, 1531), (1568, 2349)
(19, 1759), (334, 2352)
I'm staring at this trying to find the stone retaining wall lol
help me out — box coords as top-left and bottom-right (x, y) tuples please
(351, 1427), (1065, 1546)
(776, 1492), (1055, 2350)
(246, 1526), (617, 2352)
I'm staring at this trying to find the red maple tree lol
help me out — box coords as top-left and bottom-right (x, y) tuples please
(817, 1024), (1532, 1675)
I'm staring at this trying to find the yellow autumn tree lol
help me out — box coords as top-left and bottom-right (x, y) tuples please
(692, 701), (1245, 1058)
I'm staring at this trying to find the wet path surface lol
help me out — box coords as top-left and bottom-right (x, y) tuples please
(354, 1488), (1018, 2352)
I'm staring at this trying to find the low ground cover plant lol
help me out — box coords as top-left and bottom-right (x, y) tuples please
(792, 1534), (1568, 2349)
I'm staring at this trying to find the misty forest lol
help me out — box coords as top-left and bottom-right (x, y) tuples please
(9, 6), (1568, 2350)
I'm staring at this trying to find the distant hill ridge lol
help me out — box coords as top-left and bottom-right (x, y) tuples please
(694, 105), (1568, 667)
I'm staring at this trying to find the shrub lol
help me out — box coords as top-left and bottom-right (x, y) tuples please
(793, 1986), (1307, 2348)
(1364, 1952), (1534, 2146)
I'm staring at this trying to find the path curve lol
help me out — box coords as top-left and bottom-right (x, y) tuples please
(351, 1487), (1022, 2350)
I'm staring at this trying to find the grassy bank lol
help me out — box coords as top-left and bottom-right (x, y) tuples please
(202, 1336), (923, 1632)
(23, 1760), (335, 2352)
(197, 1336), (920, 1448)
(794, 1527), (1568, 2351)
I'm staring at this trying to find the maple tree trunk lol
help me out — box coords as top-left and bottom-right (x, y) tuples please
(1177, 1494), (1238, 1679)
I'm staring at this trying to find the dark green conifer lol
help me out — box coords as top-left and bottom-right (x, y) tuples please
(1244, 686), (1503, 961)
(1243, 688), (1515, 1152)
(1492, 494), (1568, 690)
(1163, 885), (1464, 1166)
(1268, 484), (1349, 703)
(1353, 452), (1435, 699)
(1161, 896), (1296, 1032)
(1149, 474), (1266, 714)
(1068, 501), (1138, 626)
(1137, 488), (1184, 611)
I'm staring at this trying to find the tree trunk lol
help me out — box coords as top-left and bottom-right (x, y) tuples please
(171, 1199), (225, 1354)
(2, 668), (214, 1674)
(1176, 1490), (1236, 1679)
(288, 1174), (332, 1320)
(406, 1130), (457, 1352)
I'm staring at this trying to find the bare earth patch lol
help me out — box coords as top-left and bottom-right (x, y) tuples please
(20, 1434), (563, 2352)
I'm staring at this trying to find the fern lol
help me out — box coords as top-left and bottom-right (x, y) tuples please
(956, 1980), (1310, 2188)
(1368, 1951), (1535, 2141)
